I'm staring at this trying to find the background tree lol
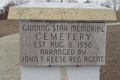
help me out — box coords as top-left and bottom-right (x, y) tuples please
(84, 0), (94, 3)
(84, 0), (91, 3)
(0, 0), (29, 20)
(0, 10), (4, 20)
(3, 1), (15, 19)
(100, 1), (106, 6)
(108, 0), (120, 10)
(118, 2), (120, 10)
(66, 0), (78, 3)
(100, 0), (111, 8)
(13, 0), (29, 5)
(47, 0), (52, 2)
(105, 0), (112, 8)
(112, 0), (120, 10)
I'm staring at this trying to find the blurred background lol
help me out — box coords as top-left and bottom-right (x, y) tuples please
(0, 0), (120, 80)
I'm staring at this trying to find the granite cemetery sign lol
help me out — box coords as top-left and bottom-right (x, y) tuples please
(7, 3), (117, 80)
(19, 21), (106, 66)
(7, 3), (116, 66)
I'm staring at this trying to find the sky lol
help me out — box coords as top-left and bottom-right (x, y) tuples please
(0, 0), (106, 8)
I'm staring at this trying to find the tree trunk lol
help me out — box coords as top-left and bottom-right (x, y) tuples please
(114, 6), (116, 10)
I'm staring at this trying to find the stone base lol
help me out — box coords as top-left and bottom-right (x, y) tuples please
(22, 66), (100, 80)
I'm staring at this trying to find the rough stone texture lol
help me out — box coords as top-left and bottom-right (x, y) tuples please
(8, 7), (116, 21)
(19, 21), (106, 66)
(0, 34), (21, 80)
(100, 25), (120, 80)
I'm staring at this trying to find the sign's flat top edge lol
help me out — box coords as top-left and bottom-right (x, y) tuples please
(8, 2), (117, 21)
